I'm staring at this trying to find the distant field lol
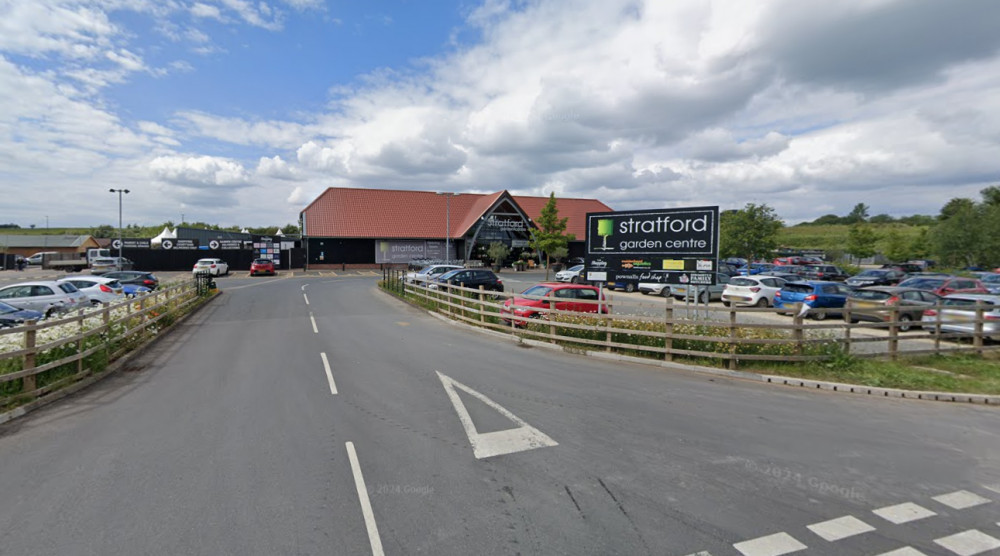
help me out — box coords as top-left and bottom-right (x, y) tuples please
(0, 228), (91, 236)
(777, 223), (928, 253)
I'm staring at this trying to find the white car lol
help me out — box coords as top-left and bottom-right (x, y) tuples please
(921, 293), (1000, 341)
(193, 258), (229, 276)
(638, 282), (670, 296)
(57, 276), (125, 306)
(0, 280), (88, 317)
(721, 275), (787, 307)
(554, 264), (584, 283)
(405, 264), (462, 284)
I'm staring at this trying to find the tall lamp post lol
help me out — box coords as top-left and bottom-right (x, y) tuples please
(109, 188), (130, 270)
(436, 192), (458, 265)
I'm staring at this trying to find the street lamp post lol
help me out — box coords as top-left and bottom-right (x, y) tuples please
(436, 192), (458, 265)
(109, 188), (130, 270)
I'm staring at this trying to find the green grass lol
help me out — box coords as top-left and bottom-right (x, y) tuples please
(778, 223), (928, 253)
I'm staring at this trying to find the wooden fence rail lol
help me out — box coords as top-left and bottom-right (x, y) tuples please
(0, 280), (202, 408)
(382, 270), (1000, 368)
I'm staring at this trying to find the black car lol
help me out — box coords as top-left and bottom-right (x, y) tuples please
(799, 264), (850, 282)
(0, 301), (44, 328)
(430, 268), (504, 293)
(102, 271), (160, 290)
(845, 268), (905, 288)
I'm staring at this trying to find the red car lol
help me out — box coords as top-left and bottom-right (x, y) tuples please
(500, 282), (609, 325)
(896, 275), (988, 296)
(249, 258), (276, 276)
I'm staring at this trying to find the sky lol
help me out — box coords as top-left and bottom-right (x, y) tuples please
(2, 0), (1000, 230)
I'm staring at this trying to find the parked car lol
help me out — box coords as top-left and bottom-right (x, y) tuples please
(123, 284), (152, 298)
(845, 268), (905, 288)
(722, 257), (747, 268)
(638, 282), (671, 296)
(57, 276), (125, 306)
(843, 286), (941, 331)
(721, 275), (787, 307)
(249, 258), (277, 276)
(799, 264), (850, 282)
(671, 273), (733, 303)
(881, 263), (924, 274)
(405, 264), (461, 284)
(0, 301), (44, 328)
(981, 273), (1000, 294)
(773, 255), (823, 266)
(896, 276), (988, 297)
(773, 281), (851, 320)
(26, 252), (58, 265)
(193, 258), (229, 276)
(554, 264), (584, 283)
(738, 262), (776, 276)
(0, 281), (88, 317)
(429, 268), (503, 293)
(500, 282), (609, 325)
(921, 294), (1000, 342)
(103, 271), (160, 291)
(90, 257), (134, 274)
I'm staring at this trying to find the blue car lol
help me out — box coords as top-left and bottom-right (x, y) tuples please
(0, 301), (44, 328)
(773, 281), (852, 320)
(738, 262), (776, 276)
(122, 284), (152, 298)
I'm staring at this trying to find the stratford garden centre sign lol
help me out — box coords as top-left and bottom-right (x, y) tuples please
(584, 206), (720, 286)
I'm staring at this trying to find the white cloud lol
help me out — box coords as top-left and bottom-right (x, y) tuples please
(256, 155), (300, 180)
(175, 111), (315, 149)
(149, 155), (252, 187)
(190, 3), (223, 20)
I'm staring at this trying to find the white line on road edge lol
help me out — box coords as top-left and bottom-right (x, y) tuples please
(310, 312), (318, 334)
(301, 284), (308, 291)
(320, 352), (338, 394)
(436, 371), (558, 459)
(346, 442), (385, 556)
(303, 293), (310, 305)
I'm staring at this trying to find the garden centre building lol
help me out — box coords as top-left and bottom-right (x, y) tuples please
(299, 187), (612, 269)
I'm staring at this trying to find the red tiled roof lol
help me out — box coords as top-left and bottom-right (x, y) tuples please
(302, 187), (613, 240)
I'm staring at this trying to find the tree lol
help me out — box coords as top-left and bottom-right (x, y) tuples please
(869, 213), (895, 224)
(719, 203), (783, 262)
(882, 228), (910, 263)
(844, 203), (870, 224)
(89, 224), (116, 238)
(486, 241), (510, 270)
(529, 193), (574, 280)
(846, 223), (878, 260)
(909, 227), (931, 259)
(809, 214), (843, 226)
(281, 224), (300, 235)
(981, 185), (1000, 207)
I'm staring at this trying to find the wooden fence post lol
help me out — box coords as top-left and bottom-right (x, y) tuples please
(843, 307), (852, 355)
(664, 296), (673, 362)
(933, 300), (942, 352)
(974, 302), (984, 355)
(479, 286), (486, 324)
(22, 320), (37, 396)
(460, 282), (466, 320)
(549, 299), (556, 343)
(77, 308), (85, 375)
(728, 307), (737, 370)
(888, 306), (899, 361)
(793, 313), (804, 357)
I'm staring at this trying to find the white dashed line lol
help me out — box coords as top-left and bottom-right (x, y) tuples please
(733, 532), (807, 556)
(309, 312), (318, 334)
(807, 515), (875, 542)
(876, 548), (928, 556)
(320, 352), (337, 395)
(345, 442), (384, 556)
(873, 502), (937, 524)
(933, 529), (1000, 556)
(933, 490), (992, 510)
(303, 293), (310, 305)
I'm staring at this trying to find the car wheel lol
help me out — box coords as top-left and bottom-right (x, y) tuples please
(625, 283), (636, 293)
(660, 288), (671, 298)
(722, 300), (730, 307)
(699, 291), (709, 304)
(755, 298), (769, 308)
(812, 310), (827, 321)
(898, 314), (913, 332)
(45, 308), (57, 319)
(91, 299), (102, 306)
(571, 276), (579, 284)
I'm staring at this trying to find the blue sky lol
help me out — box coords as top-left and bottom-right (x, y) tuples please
(2, 0), (1000, 230)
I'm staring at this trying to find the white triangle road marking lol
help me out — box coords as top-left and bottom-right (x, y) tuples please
(436, 371), (558, 459)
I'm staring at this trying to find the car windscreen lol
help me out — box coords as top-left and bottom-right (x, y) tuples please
(854, 270), (887, 278)
(850, 290), (891, 300)
(253, 259), (271, 264)
(942, 298), (993, 307)
(437, 270), (462, 281)
(58, 283), (79, 293)
(0, 302), (17, 314)
(729, 278), (757, 287)
(521, 286), (553, 298)
(899, 278), (945, 289)
(568, 265), (583, 272)
(782, 284), (814, 294)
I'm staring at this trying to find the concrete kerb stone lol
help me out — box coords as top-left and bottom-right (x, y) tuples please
(0, 289), (223, 426)
(414, 292), (1000, 406)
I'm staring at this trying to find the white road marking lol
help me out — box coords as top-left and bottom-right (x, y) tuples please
(733, 531), (806, 556)
(310, 312), (318, 334)
(933, 529), (1000, 556)
(684, 552), (714, 556)
(345, 442), (385, 556)
(320, 352), (337, 395)
(807, 515), (875, 542)
(435, 371), (557, 459)
(303, 293), (310, 305)
(301, 284), (308, 291)
(933, 490), (992, 510)
(983, 484), (1000, 495)
(873, 502), (937, 524)
(876, 548), (928, 556)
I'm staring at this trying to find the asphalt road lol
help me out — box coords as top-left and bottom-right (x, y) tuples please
(1, 274), (998, 555)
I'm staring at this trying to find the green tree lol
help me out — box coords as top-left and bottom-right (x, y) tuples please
(869, 213), (895, 224)
(844, 203), (870, 224)
(486, 241), (511, 270)
(981, 185), (1000, 207)
(846, 223), (878, 260)
(529, 193), (574, 280)
(909, 227), (931, 259)
(809, 214), (843, 225)
(882, 228), (910, 262)
(931, 199), (979, 267)
(281, 224), (300, 235)
(89, 224), (116, 238)
(719, 203), (783, 262)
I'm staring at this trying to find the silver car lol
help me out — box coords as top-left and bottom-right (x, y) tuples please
(921, 293), (1000, 341)
(554, 264), (584, 283)
(57, 276), (125, 306)
(91, 257), (134, 274)
(0, 281), (88, 317)
(405, 264), (462, 284)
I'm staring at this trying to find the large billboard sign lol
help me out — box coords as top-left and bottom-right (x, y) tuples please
(585, 206), (719, 286)
(375, 240), (455, 264)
